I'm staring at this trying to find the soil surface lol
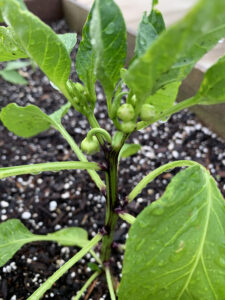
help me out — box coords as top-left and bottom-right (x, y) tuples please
(0, 20), (225, 300)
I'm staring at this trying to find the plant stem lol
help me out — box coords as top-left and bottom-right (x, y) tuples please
(136, 96), (199, 130)
(127, 160), (202, 202)
(0, 161), (100, 179)
(27, 233), (102, 300)
(119, 212), (136, 224)
(87, 128), (112, 144)
(86, 112), (104, 145)
(101, 150), (119, 263)
(54, 123), (105, 191)
(72, 271), (101, 300)
(105, 266), (116, 300)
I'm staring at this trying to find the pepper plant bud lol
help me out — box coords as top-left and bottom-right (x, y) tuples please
(121, 121), (136, 133)
(140, 104), (156, 122)
(117, 104), (135, 122)
(81, 136), (100, 155)
(130, 95), (137, 107)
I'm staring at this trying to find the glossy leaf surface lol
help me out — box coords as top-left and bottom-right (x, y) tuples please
(0, 219), (89, 267)
(76, 3), (96, 101)
(0, 26), (27, 61)
(1, 0), (72, 92)
(90, 0), (127, 99)
(125, 0), (225, 100)
(119, 166), (225, 299)
(197, 55), (225, 104)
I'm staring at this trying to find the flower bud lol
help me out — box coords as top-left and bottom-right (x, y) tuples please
(117, 104), (135, 122)
(121, 121), (136, 133)
(81, 136), (100, 155)
(140, 104), (156, 121)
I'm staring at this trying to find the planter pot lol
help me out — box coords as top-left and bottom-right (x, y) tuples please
(25, 0), (63, 22)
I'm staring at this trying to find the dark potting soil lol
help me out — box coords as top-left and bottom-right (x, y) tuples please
(0, 20), (225, 300)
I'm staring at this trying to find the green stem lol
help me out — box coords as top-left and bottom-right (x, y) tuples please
(54, 123), (105, 191)
(86, 112), (104, 145)
(0, 161), (100, 180)
(72, 271), (101, 300)
(137, 96), (199, 130)
(119, 212), (136, 224)
(27, 234), (102, 300)
(87, 128), (112, 144)
(101, 151), (119, 263)
(128, 160), (202, 202)
(105, 267), (116, 300)
(89, 249), (102, 266)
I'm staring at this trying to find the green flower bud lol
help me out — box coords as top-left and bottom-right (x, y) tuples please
(81, 136), (100, 155)
(117, 104), (135, 122)
(121, 121), (136, 133)
(140, 104), (156, 122)
(130, 95), (137, 107)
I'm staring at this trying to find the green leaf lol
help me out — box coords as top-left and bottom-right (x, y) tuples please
(4, 60), (30, 70)
(0, 102), (72, 138)
(119, 166), (225, 299)
(157, 24), (225, 89)
(58, 33), (77, 55)
(135, 12), (158, 57)
(1, 0), (72, 92)
(0, 219), (89, 267)
(0, 103), (51, 138)
(124, 0), (225, 100)
(148, 9), (165, 34)
(76, 3), (96, 101)
(196, 55), (225, 104)
(49, 102), (71, 123)
(0, 26), (27, 61)
(47, 227), (88, 247)
(119, 143), (141, 160)
(0, 70), (27, 84)
(90, 0), (127, 100)
(145, 81), (181, 114)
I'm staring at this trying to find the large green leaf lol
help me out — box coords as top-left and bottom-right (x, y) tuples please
(0, 103), (71, 138)
(58, 33), (77, 55)
(145, 81), (181, 114)
(90, 0), (127, 100)
(119, 166), (225, 299)
(76, 3), (96, 101)
(0, 0), (72, 92)
(0, 26), (27, 61)
(196, 55), (225, 104)
(124, 0), (225, 100)
(0, 219), (88, 267)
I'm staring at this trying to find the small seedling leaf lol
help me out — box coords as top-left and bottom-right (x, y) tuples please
(119, 144), (141, 160)
(0, 70), (27, 85)
(196, 55), (225, 104)
(119, 166), (225, 299)
(76, 3), (96, 101)
(0, 219), (89, 267)
(4, 60), (30, 71)
(0, 103), (52, 138)
(90, 0), (127, 100)
(1, 0), (72, 92)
